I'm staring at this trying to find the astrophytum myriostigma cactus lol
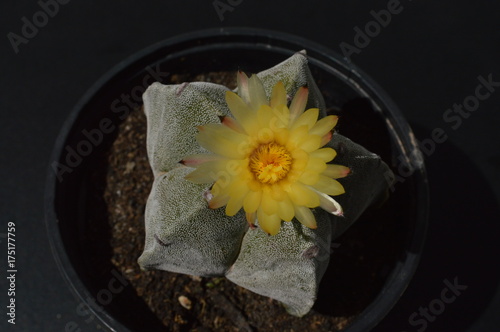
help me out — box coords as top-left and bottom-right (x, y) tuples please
(138, 51), (394, 317)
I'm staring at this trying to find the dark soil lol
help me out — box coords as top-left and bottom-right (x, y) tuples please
(88, 72), (407, 331)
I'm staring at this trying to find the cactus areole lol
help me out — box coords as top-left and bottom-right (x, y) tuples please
(138, 52), (394, 317)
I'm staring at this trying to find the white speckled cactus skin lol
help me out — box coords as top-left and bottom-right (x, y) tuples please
(138, 81), (246, 276)
(138, 166), (247, 276)
(226, 211), (332, 317)
(138, 52), (394, 316)
(143, 82), (232, 178)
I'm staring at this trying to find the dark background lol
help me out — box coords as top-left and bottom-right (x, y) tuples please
(1, 1), (499, 331)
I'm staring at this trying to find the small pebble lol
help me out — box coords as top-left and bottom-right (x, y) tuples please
(124, 161), (136, 174)
(178, 295), (192, 310)
(189, 274), (202, 282)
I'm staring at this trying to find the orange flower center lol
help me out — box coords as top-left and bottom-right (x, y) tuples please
(249, 142), (292, 184)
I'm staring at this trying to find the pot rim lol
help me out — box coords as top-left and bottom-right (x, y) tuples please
(44, 27), (429, 332)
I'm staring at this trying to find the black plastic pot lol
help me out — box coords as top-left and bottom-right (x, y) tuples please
(45, 28), (428, 331)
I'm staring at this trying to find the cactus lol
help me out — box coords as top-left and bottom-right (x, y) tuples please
(138, 52), (394, 316)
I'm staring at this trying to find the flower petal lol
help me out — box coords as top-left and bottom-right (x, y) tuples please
(243, 190), (262, 213)
(307, 157), (327, 172)
(291, 148), (309, 162)
(257, 105), (277, 131)
(246, 211), (257, 227)
(200, 123), (247, 141)
(270, 81), (287, 108)
(226, 191), (245, 217)
(294, 205), (317, 229)
(181, 153), (221, 167)
(261, 188), (278, 215)
(226, 187), (248, 216)
(277, 196), (295, 222)
(291, 108), (319, 131)
(298, 170), (320, 186)
(257, 208), (282, 235)
(287, 182), (320, 208)
(308, 186), (343, 216)
(298, 134), (322, 152)
(248, 178), (262, 192)
(225, 91), (259, 135)
(209, 179), (229, 198)
(286, 125), (309, 151)
(311, 175), (346, 196)
(209, 194), (230, 209)
(196, 125), (248, 159)
(270, 184), (286, 201)
(322, 164), (351, 179)
(237, 71), (251, 104)
(255, 104), (289, 134)
(289, 86), (308, 123)
(184, 160), (226, 183)
(274, 105), (290, 129)
(274, 127), (290, 146)
(310, 147), (337, 162)
(247, 74), (268, 111)
(288, 149), (309, 182)
(320, 131), (333, 147)
(208, 182), (230, 209)
(309, 115), (338, 137)
(220, 116), (245, 133)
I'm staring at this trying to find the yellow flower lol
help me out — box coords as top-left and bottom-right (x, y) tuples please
(183, 72), (350, 235)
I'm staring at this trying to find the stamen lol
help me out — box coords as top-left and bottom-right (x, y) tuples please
(249, 143), (292, 184)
